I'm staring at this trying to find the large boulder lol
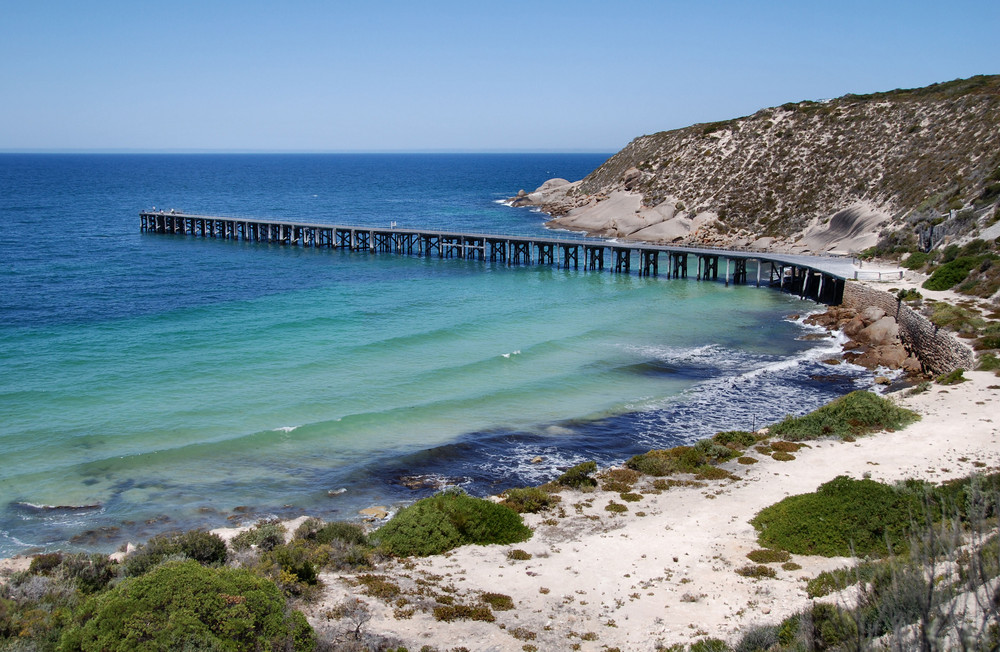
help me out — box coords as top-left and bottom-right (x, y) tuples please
(857, 316), (900, 347)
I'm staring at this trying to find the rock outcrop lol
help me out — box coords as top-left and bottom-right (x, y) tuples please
(512, 75), (1000, 254)
(806, 306), (922, 373)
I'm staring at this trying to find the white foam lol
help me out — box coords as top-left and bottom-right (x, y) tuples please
(501, 350), (521, 359)
(273, 426), (299, 433)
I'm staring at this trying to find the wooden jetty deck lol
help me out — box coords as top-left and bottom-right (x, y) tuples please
(140, 211), (849, 304)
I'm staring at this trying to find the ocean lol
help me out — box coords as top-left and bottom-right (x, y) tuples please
(0, 153), (869, 556)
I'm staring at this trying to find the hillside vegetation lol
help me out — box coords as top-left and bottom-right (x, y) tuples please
(529, 75), (1000, 254)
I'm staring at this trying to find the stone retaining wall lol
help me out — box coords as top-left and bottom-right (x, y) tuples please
(842, 282), (975, 375)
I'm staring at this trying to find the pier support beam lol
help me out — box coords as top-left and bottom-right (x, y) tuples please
(640, 250), (658, 276)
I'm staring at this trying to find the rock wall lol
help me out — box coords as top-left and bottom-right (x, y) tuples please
(841, 282), (975, 375)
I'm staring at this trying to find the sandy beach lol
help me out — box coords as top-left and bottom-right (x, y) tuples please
(305, 369), (999, 650)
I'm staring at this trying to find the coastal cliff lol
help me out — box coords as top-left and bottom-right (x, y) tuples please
(515, 75), (1000, 255)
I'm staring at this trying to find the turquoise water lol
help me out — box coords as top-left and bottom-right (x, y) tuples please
(0, 154), (866, 554)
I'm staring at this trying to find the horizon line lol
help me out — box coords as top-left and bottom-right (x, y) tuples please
(0, 148), (615, 155)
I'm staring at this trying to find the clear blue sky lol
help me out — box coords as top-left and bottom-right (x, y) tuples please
(2, 0), (997, 153)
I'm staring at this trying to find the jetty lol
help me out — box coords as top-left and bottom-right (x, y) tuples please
(140, 211), (854, 304)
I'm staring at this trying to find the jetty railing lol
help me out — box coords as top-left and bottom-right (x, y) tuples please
(140, 211), (850, 304)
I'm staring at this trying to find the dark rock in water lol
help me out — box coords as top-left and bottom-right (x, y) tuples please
(69, 525), (120, 545)
(822, 358), (842, 365)
(396, 474), (468, 490)
(798, 332), (832, 341)
(12, 501), (102, 512)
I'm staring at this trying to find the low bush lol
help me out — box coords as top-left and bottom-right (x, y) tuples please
(258, 541), (320, 596)
(598, 467), (641, 492)
(374, 489), (530, 557)
(735, 564), (777, 579)
(501, 486), (560, 513)
(936, 368), (966, 385)
(923, 255), (986, 291)
(432, 603), (495, 622)
(750, 476), (923, 557)
(746, 549), (791, 564)
(806, 561), (886, 598)
(626, 439), (738, 477)
(557, 461), (598, 488)
(978, 352), (1000, 372)
(927, 301), (986, 334)
(122, 529), (228, 577)
(480, 592), (514, 611)
(59, 560), (314, 651)
(901, 252), (930, 270)
(231, 520), (287, 552)
(712, 430), (757, 449)
(769, 390), (919, 440)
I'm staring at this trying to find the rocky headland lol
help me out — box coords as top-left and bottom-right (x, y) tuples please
(512, 75), (1000, 256)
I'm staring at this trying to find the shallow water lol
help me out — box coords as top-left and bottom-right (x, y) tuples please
(0, 154), (868, 555)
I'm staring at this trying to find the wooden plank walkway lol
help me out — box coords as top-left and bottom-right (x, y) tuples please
(140, 211), (850, 304)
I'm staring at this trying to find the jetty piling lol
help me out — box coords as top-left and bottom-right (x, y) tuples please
(140, 211), (848, 304)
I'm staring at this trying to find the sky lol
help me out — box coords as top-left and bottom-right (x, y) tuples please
(1, 0), (997, 153)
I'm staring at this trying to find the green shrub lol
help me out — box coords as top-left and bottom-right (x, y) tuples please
(354, 574), (400, 601)
(231, 520), (287, 552)
(735, 564), (777, 579)
(60, 560), (314, 651)
(28, 553), (64, 576)
(557, 461), (598, 488)
(936, 368), (966, 385)
(312, 521), (368, 547)
(173, 529), (228, 565)
(750, 476), (923, 557)
(122, 532), (199, 577)
(58, 553), (117, 594)
(506, 549), (531, 561)
(978, 353), (1000, 372)
(806, 561), (886, 598)
(713, 430), (757, 449)
(769, 390), (919, 440)
(598, 467), (641, 492)
(605, 501), (628, 513)
(901, 251), (930, 270)
(771, 451), (795, 461)
(626, 449), (678, 476)
(928, 302), (986, 334)
(746, 549), (791, 564)
(263, 541), (318, 588)
(690, 638), (730, 652)
(432, 603), (495, 622)
(501, 487), (560, 513)
(374, 489), (530, 557)
(626, 439), (737, 477)
(923, 256), (984, 290)
(733, 624), (780, 652)
(480, 592), (514, 611)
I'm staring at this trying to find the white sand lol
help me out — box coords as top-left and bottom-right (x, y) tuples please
(309, 372), (1000, 650)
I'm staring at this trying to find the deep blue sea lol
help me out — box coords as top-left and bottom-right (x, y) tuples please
(0, 153), (868, 556)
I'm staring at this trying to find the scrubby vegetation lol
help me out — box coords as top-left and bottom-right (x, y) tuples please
(500, 486), (560, 513)
(625, 439), (738, 476)
(751, 476), (927, 556)
(60, 560), (314, 651)
(736, 471), (1000, 652)
(769, 390), (919, 440)
(373, 488), (531, 557)
(556, 461), (598, 489)
(752, 472), (1000, 557)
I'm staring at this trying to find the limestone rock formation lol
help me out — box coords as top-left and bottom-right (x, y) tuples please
(511, 75), (1000, 254)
